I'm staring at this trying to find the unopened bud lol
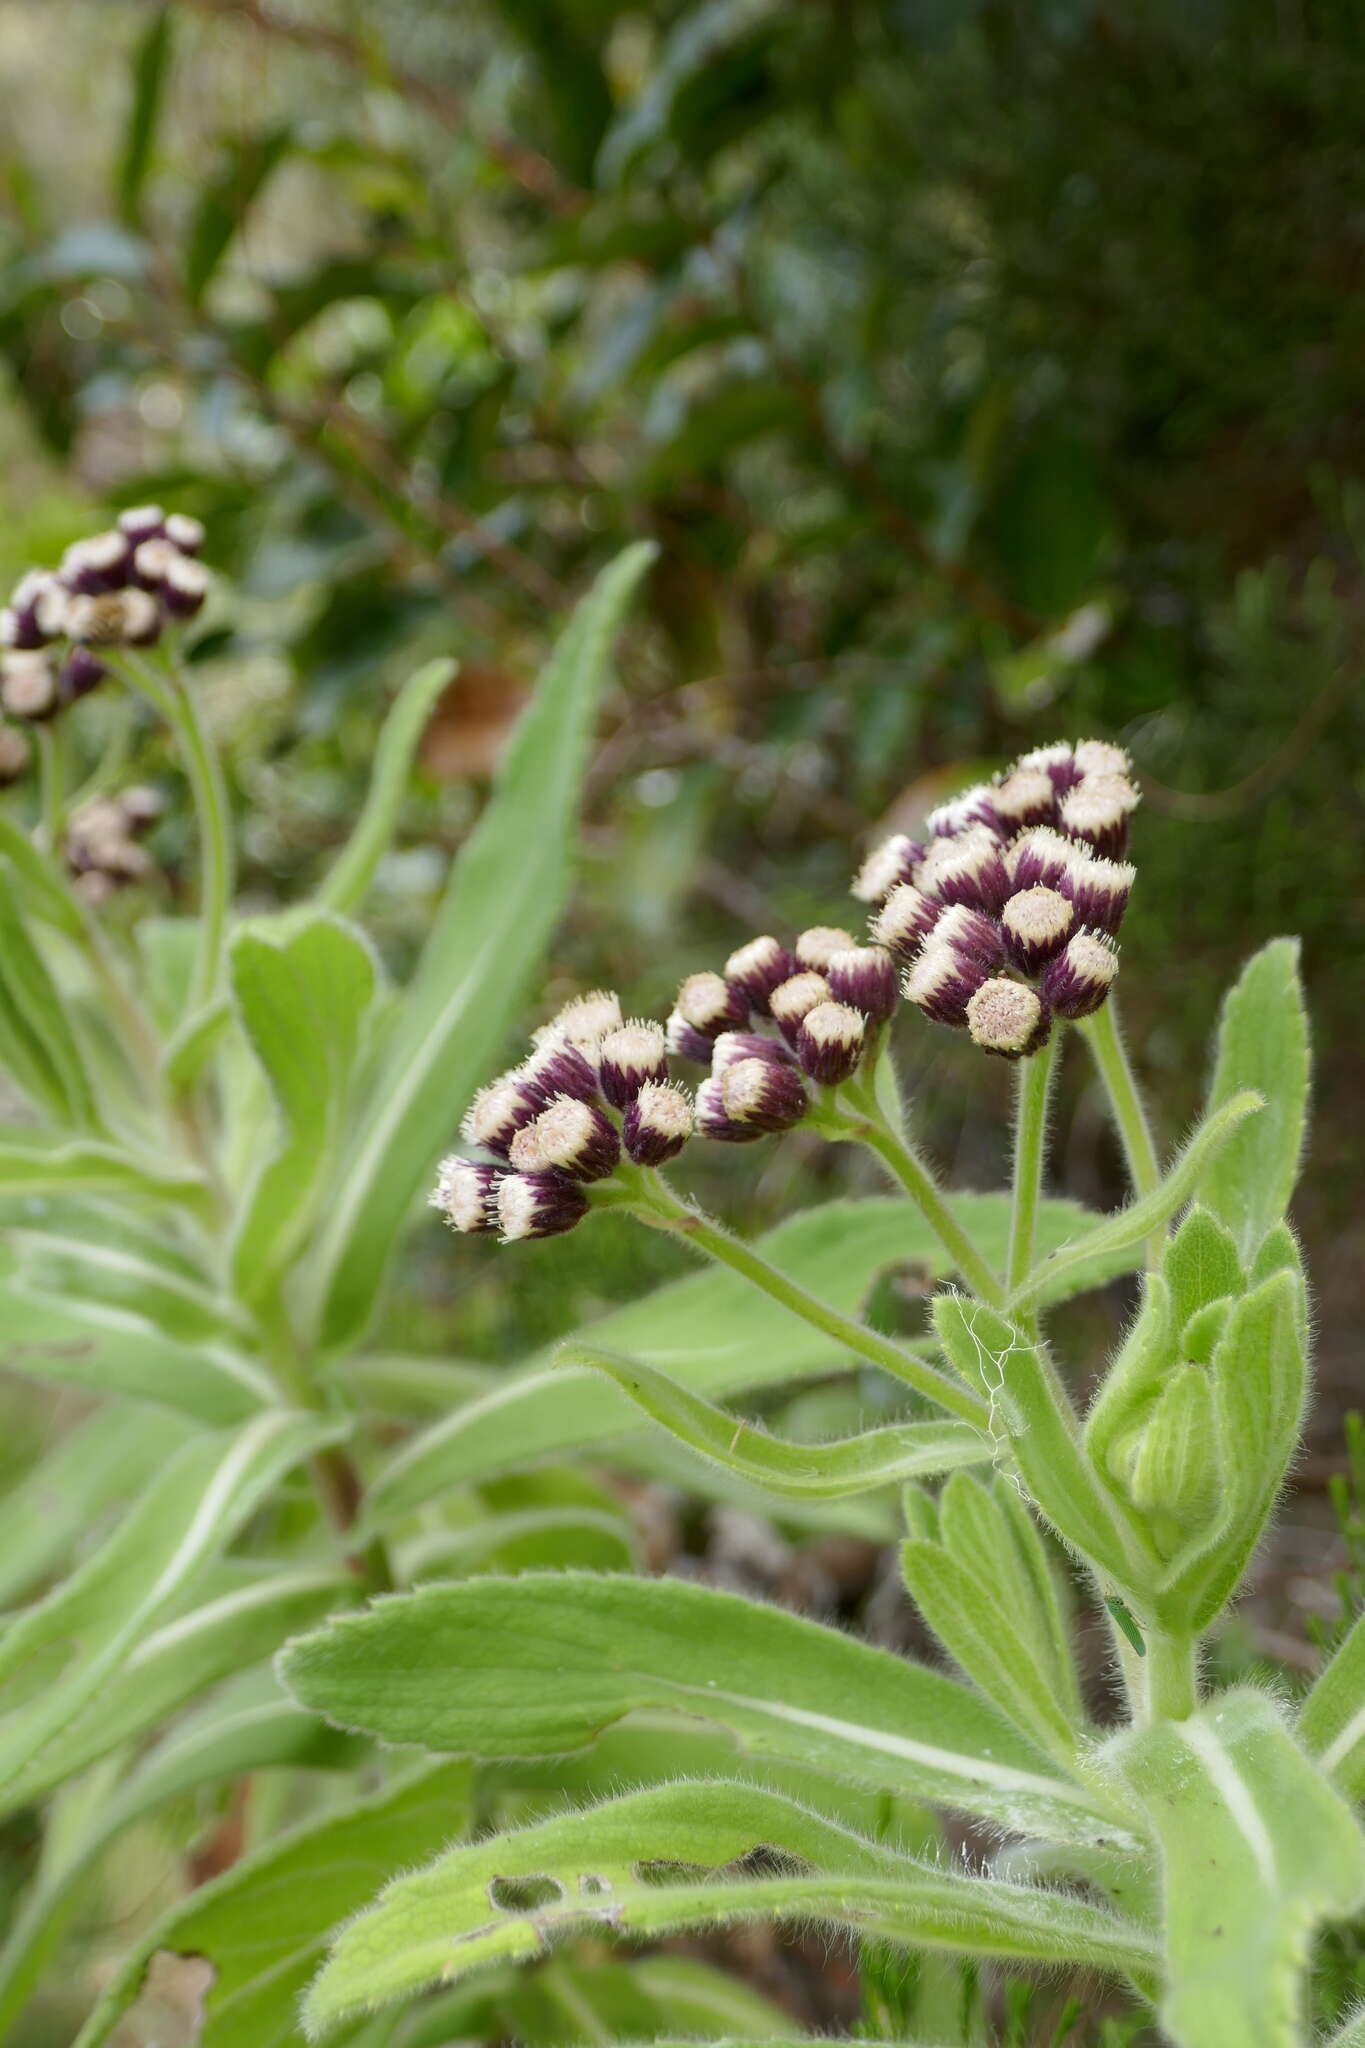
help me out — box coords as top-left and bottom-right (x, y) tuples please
(1008, 825), (1082, 895)
(1072, 738), (1131, 779)
(0, 724), (29, 786)
(918, 824), (1009, 914)
(991, 765), (1056, 831)
(2, 571), (65, 650)
(826, 944), (898, 1023)
(59, 647), (108, 702)
(598, 1020), (668, 1108)
(164, 513), (206, 555)
(926, 783), (1001, 840)
(724, 934), (796, 1014)
(794, 925), (856, 971)
(719, 1055), (808, 1133)
(902, 940), (990, 1029)
(1001, 885), (1074, 975)
(162, 552), (210, 619)
(66, 587), (161, 648)
(461, 1072), (543, 1157)
(1065, 852), (1134, 937)
(768, 970), (832, 1046)
(851, 832), (922, 905)
(870, 883), (939, 962)
(710, 1030), (795, 1073)
(117, 504), (166, 544)
(509, 1094), (620, 1181)
(1016, 741), (1082, 794)
(1041, 931), (1119, 1019)
(797, 1000), (866, 1084)
(61, 531), (131, 596)
(667, 970), (746, 1060)
(519, 1040), (600, 1107)
(1058, 772), (1139, 860)
(622, 1081), (693, 1164)
(932, 903), (1005, 968)
(694, 1073), (762, 1144)
(496, 1171), (589, 1241)
(965, 978), (1051, 1059)
(534, 989), (623, 1064)
(430, 1157), (502, 1234)
(1, 652), (59, 722)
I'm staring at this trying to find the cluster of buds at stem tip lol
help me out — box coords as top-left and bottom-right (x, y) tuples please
(64, 786), (165, 906)
(431, 989), (696, 1243)
(0, 509), (210, 735)
(854, 739), (1133, 1058)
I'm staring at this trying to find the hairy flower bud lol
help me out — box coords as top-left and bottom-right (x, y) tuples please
(2, 571), (65, 650)
(1072, 738), (1131, 779)
(60, 531), (131, 596)
(1008, 825), (1080, 895)
(509, 1094), (620, 1181)
(870, 882), (939, 963)
(519, 1040), (600, 1107)
(1058, 772), (1139, 860)
(461, 1072), (544, 1157)
(710, 1030), (795, 1073)
(826, 944), (898, 1023)
(667, 970), (748, 1059)
(66, 587), (161, 648)
(768, 970), (833, 1046)
(965, 978), (1051, 1059)
(1041, 931), (1119, 1019)
(719, 1055), (808, 1133)
(161, 551), (211, 620)
(797, 1000), (866, 1084)
(1001, 885), (1074, 975)
(851, 832), (922, 904)
(0, 723), (30, 786)
(65, 798), (153, 884)
(1065, 852), (1135, 936)
(598, 1020), (668, 1108)
(1, 652), (59, 722)
(534, 989), (623, 1064)
(430, 1157), (502, 1234)
(931, 902), (1006, 969)
(794, 925), (856, 971)
(622, 1081), (693, 1165)
(925, 783), (1001, 840)
(902, 939), (990, 1028)
(694, 1074), (762, 1144)
(496, 1171), (589, 1241)
(1016, 741), (1083, 794)
(919, 824), (1010, 914)
(117, 504), (167, 544)
(164, 513), (206, 555)
(724, 934), (796, 1014)
(991, 765), (1056, 832)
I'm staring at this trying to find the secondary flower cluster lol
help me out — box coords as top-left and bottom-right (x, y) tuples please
(64, 787), (165, 905)
(0, 507), (209, 728)
(433, 991), (695, 1241)
(854, 739), (1136, 1058)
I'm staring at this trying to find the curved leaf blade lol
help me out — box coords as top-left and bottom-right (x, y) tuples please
(1199, 938), (1309, 1259)
(319, 657), (455, 915)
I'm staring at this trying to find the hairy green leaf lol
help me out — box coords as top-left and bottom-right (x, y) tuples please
(319, 657), (455, 914)
(0, 864), (100, 1128)
(1298, 1611), (1365, 1799)
(1199, 938), (1309, 1260)
(0, 1403), (188, 1607)
(0, 1131), (210, 1210)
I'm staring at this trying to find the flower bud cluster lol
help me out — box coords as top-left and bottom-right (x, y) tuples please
(855, 740), (1135, 1058)
(0, 509), (209, 730)
(64, 787), (165, 906)
(431, 990), (695, 1243)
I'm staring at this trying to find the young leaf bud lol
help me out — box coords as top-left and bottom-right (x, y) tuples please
(1, 652), (59, 722)
(509, 1094), (620, 1182)
(1064, 852), (1134, 936)
(768, 970), (833, 1046)
(965, 978), (1051, 1059)
(430, 1156), (502, 1234)
(710, 1030), (796, 1073)
(796, 1000), (866, 1084)
(1001, 885), (1074, 975)
(622, 1081), (693, 1165)
(918, 824), (1010, 914)
(724, 934), (796, 1014)
(667, 970), (747, 1059)
(870, 882), (940, 962)
(794, 925), (856, 971)
(694, 1073), (763, 1144)
(1058, 772), (1139, 860)
(826, 944), (898, 1023)
(534, 989), (623, 1064)
(991, 765), (1056, 831)
(461, 1072), (544, 1157)
(851, 832), (923, 904)
(901, 940), (990, 1029)
(0, 723), (30, 786)
(720, 1055), (808, 1133)
(932, 902), (1006, 968)
(496, 1171), (589, 1241)
(598, 1020), (668, 1108)
(1041, 931), (1119, 1019)
(164, 513), (207, 555)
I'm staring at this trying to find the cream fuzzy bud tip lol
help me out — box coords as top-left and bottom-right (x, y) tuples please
(965, 978), (1049, 1058)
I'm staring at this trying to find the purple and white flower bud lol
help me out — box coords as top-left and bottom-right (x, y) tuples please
(1042, 931), (1119, 1020)
(0, 724), (30, 786)
(724, 934), (796, 1014)
(60, 531), (131, 596)
(1, 652), (59, 722)
(1072, 739), (1131, 779)
(509, 1094), (620, 1182)
(519, 1039), (600, 1107)
(1007, 825), (1082, 895)
(3, 571), (66, 650)
(1001, 885), (1074, 975)
(496, 1170), (589, 1241)
(120, 784), (166, 833)
(768, 970), (833, 1047)
(926, 783), (1001, 840)
(719, 1055), (808, 1133)
(66, 798), (152, 883)
(826, 945), (898, 1024)
(461, 1071), (544, 1157)
(794, 925), (857, 972)
(1058, 772), (1139, 860)
(1064, 852), (1135, 936)
(117, 504), (166, 544)
(164, 513), (207, 556)
(694, 1073), (762, 1144)
(598, 1020), (668, 1108)
(965, 978), (1052, 1059)
(534, 989), (623, 1066)
(917, 824), (1010, 914)
(161, 552), (211, 620)
(902, 938), (991, 1029)
(66, 587), (162, 648)
(622, 1081), (693, 1165)
(430, 1156), (502, 1234)
(796, 1000), (866, 1085)
(991, 765), (1056, 832)
(710, 1030), (795, 1073)
(1016, 741), (1082, 794)
(851, 832), (923, 904)
(667, 970), (747, 1060)
(59, 647), (109, 703)
(932, 903), (1006, 969)
(870, 882), (939, 963)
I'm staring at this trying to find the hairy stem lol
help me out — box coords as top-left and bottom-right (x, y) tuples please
(631, 1171), (989, 1430)
(1008, 1035), (1060, 1332)
(1081, 998), (1160, 1199)
(1141, 1629), (1198, 1724)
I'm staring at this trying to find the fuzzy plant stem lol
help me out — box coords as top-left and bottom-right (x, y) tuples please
(631, 1170), (990, 1431)
(1079, 997), (1164, 1268)
(1008, 1034), (1060, 1332)
(1141, 1628), (1199, 1724)
(33, 722), (65, 856)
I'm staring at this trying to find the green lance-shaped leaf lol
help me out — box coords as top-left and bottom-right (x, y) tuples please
(0, 1131), (211, 1210)
(0, 1198), (247, 1344)
(300, 1780), (1156, 2033)
(361, 1192), (1129, 1531)
(282, 1572), (1131, 1848)
(1163, 1205), (1244, 1335)
(74, 1761), (471, 2048)
(1153, 1267), (1307, 1631)
(932, 1295), (1143, 1587)
(1327, 2005), (1365, 2048)
(183, 124), (293, 305)
(0, 1402), (188, 1607)
(1199, 938), (1310, 1261)
(1111, 1688), (1365, 2048)
(319, 657), (455, 915)
(1005, 1091), (1263, 1312)
(563, 1342), (991, 1498)
(229, 911), (377, 1303)
(1298, 1611), (1365, 1800)
(0, 1410), (346, 1812)
(0, 810), (84, 938)
(305, 541), (656, 1352)
(117, 2), (173, 222)
(0, 864), (101, 1129)
(1084, 1271), (1175, 1479)
(937, 1470), (1084, 1727)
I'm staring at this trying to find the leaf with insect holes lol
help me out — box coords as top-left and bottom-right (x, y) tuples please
(281, 1572), (1133, 1848)
(229, 911), (377, 1303)
(1112, 1689), (1365, 2048)
(1199, 938), (1310, 1260)
(305, 542), (656, 1352)
(74, 1762), (471, 2048)
(298, 1779), (1156, 2032)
